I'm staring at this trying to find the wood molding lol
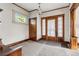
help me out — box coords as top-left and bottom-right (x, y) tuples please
(64, 41), (70, 44)
(70, 3), (79, 37)
(7, 39), (29, 47)
(7, 48), (22, 56)
(70, 3), (79, 49)
(41, 14), (64, 42)
(30, 5), (69, 13)
(70, 3), (79, 12)
(42, 6), (69, 13)
(29, 9), (38, 12)
(41, 14), (64, 19)
(29, 17), (37, 41)
(12, 3), (29, 12)
(12, 3), (69, 13)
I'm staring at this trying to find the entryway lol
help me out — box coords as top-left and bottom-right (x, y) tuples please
(41, 14), (64, 42)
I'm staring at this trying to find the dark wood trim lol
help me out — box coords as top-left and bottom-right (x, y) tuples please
(70, 3), (79, 49)
(12, 3), (29, 12)
(46, 18), (48, 40)
(61, 41), (70, 48)
(7, 47), (22, 56)
(29, 5), (69, 13)
(29, 17), (37, 41)
(70, 3), (79, 37)
(70, 3), (79, 12)
(41, 14), (64, 19)
(42, 6), (69, 13)
(7, 39), (29, 47)
(41, 14), (64, 42)
(12, 3), (69, 13)
(70, 3), (79, 39)
(64, 41), (70, 44)
(29, 9), (38, 12)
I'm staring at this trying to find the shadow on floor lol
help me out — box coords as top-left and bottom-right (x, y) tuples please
(37, 39), (69, 48)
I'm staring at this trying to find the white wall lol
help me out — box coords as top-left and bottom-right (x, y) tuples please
(0, 3), (29, 45)
(30, 10), (42, 40)
(37, 14), (42, 40)
(30, 7), (70, 42)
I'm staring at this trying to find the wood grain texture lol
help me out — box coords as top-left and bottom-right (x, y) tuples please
(70, 3), (79, 49)
(7, 48), (22, 56)
(7, 39), (29, 47)
(29, 18), (37, 41)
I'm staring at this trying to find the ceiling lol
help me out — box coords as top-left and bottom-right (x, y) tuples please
(16, 3), (69, 12)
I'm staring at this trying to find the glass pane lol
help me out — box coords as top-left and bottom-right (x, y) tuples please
(58, 17), (63, 37)
(42, 19), (46, 35)
(15, 12), (28, 24)
(48, 20), (55, 36)
(31, 19), (35, 25)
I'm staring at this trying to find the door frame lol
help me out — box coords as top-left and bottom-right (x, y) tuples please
(70, 3), (79, 46)
(70, 3), (79, 37)
(46, 16), (57, 41)
(41, 14), (64, 42)
(29, 17), (37, 41)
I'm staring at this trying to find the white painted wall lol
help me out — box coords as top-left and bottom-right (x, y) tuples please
(0, 3), (29, 45)
(37, 14), (42, 40)
(30, 7), (70, 42)
(30, 10), (42, 40)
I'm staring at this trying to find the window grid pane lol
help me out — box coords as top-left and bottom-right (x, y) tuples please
(48, 20), (55, 36)
(58, 17), (63, 37)
(42, 19), (46, 35)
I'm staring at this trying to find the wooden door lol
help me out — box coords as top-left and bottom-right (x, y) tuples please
(41, 15), (64, 42)
(57, 15), (64, 42)
(29, 18), (37, 41)
(47, 18), (57, 41)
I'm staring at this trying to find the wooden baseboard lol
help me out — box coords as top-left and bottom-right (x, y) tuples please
(7, 39), (29, 47)
(64, 41), (70, 44)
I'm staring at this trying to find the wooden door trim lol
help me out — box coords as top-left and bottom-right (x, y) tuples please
(70, 3), (79, 37)
(70, 3), (79, 49)
(46, 17), (57, 41)
(29, 17), (37, 41)
(41, 14), (64, 41)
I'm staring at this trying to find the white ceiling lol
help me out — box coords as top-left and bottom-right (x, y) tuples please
(16, 3), (69, 12)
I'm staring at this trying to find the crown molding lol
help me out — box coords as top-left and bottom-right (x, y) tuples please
(12, 3), (69, 13)
(12, 3), (29, 12)
(42, 5), (69, 13)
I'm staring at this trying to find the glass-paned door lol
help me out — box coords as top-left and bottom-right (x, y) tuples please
(42, 19), (46, 35)
(47, 19), (56, 40)
(58, 16), (63, 37)
(47, 20), (55, 36)
(57, 16), (64, 42)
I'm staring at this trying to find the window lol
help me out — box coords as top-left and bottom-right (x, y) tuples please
(13, 10), (28, 24)
(42, 19), (46, 35)
(48, 19), (55, 36)
(58, 16), (63, 37)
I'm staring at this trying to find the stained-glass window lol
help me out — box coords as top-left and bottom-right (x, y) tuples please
(14, 11), (28, 24)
